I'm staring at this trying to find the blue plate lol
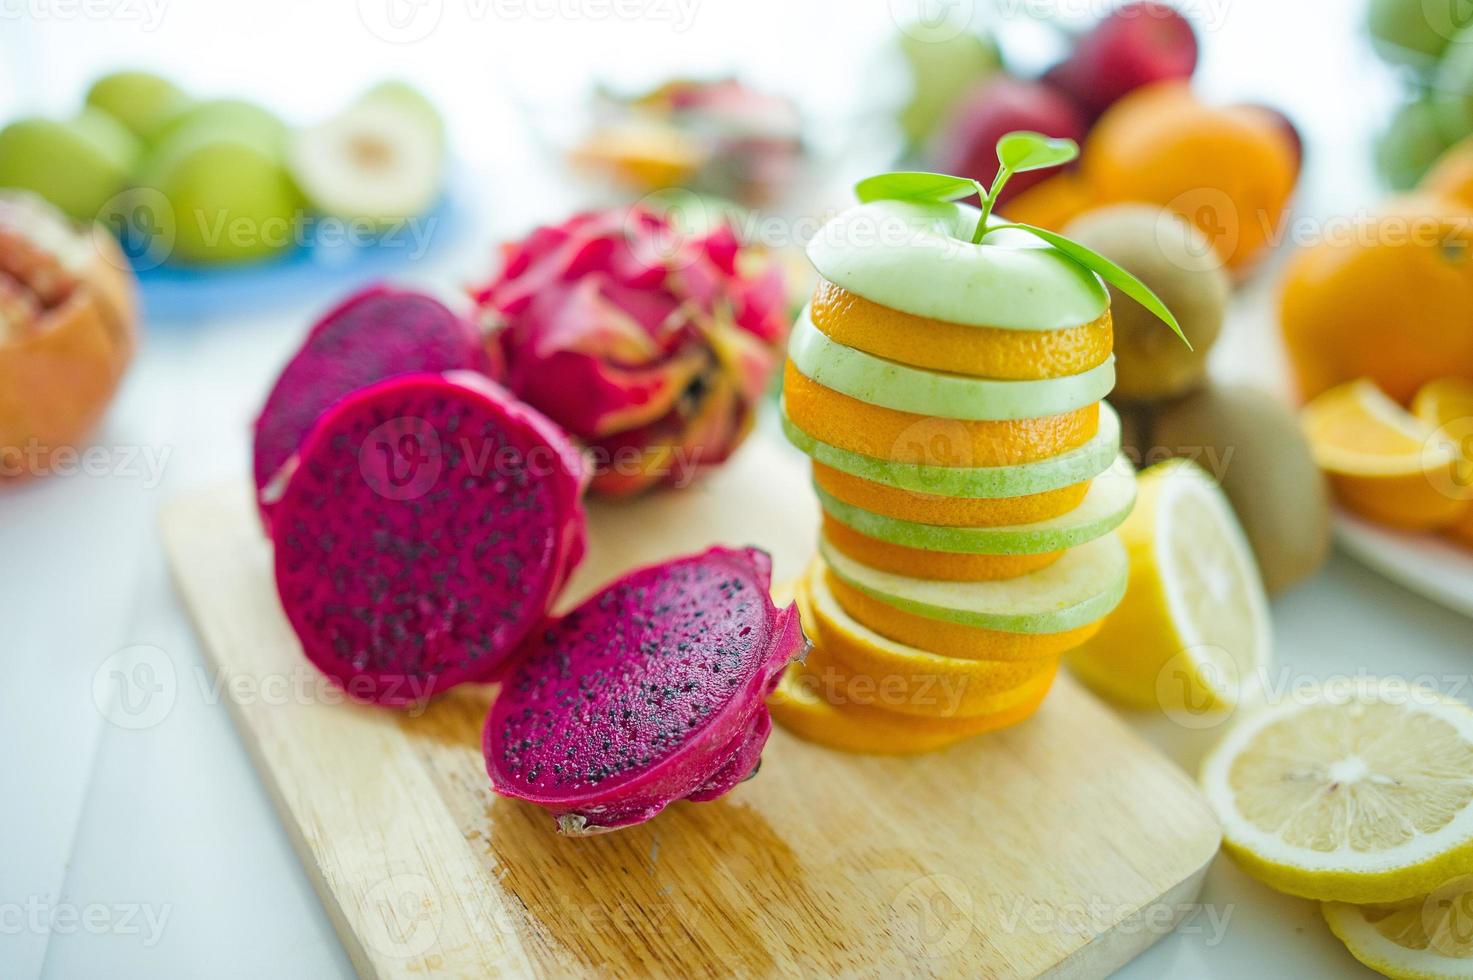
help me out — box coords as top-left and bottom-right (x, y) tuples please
(128, 179), (475, 326)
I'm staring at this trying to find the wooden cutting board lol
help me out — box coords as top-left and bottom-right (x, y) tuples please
(161, 436), (1220, 980)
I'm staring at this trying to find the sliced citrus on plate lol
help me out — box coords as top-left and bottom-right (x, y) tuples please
(1323, 876), (1473, 980)
(1067, 459), (1269, 713)
(1412, 377), (1473, 546)
(1302, 379), (1468, 530)
(1202, 678), (1473, 904)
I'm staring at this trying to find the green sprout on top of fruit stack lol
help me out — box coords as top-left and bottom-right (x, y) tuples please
(855, 130), (1187, 346)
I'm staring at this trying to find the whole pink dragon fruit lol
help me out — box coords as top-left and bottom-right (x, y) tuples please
(483, 546), (805, 833)
(253, 284), (497, 528)
(472, 206), (788, 497)
(272, 371), (587, 706)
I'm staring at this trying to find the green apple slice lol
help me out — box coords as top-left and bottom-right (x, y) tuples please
(787, 311), (1115, 421)
(780, 399), (1121, 498)
(820, 532), (1128, 634)
(818, 455), (1136, 555)
(807, 200), (1108, 329)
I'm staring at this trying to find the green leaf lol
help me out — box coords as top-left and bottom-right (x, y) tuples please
(994, 222), (1189, 347)
(854, 171), (982, 205)
(996, 132), (1079, 174)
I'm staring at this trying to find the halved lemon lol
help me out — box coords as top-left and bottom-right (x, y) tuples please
(1413, 377), (1473, 546)
(1202, 678), (1473, 904)
(1303, 379), (1468, 530)
(1067, 459), (1269, 714)
(1323, 877), (1473, 980)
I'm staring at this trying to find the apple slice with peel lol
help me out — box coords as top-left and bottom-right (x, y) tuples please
(818, 455), (1136, 555)
(781, 399), (1121, 498)
(787, 311), (1116, 421)
(820, 532), (1128, 634)
(288, 96), (443, 227)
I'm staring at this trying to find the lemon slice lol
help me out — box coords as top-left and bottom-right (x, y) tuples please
(1067, 459), (1269, 714)
(1202, 678), (1473, 904)
(1324, 878), (1473, 980)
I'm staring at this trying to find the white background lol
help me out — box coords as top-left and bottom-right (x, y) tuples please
(0, 0), (1462, 976)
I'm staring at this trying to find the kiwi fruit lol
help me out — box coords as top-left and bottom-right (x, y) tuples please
(1153, 382), (1330, 594)
(1064, 205), (1229, 401)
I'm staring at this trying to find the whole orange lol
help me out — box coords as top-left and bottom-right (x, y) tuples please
(1081, 82), (1297, 271)
(1279, 194), (1473, 403)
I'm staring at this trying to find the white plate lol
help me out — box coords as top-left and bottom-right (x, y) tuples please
(1335, 511), (1473, 619)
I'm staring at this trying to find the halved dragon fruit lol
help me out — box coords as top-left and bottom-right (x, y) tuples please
(271, 371), (586, 706)
(253, 283), (495, 528)
(483, 546), (805, 834)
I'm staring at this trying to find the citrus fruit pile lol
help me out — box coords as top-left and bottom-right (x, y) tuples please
(768, 197), (1136, 754)
(1202, 678), (1473, 979)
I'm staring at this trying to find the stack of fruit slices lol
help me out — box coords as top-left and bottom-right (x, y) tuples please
(769, 198), (1136, 753)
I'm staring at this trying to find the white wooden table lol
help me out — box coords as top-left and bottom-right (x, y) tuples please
(2, 1), (1443, 976)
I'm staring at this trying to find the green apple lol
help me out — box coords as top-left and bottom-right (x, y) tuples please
(897, 28), (1000, 148)
(359, 80), (444, 146)
(0, 110), (139, 221)
(808, 200), (1108, 330)
(1369, 0), (1463, 67)
(152, 98), (287, 156)
(141, 126), (302, 264)
(85, 70), (190, 143)
(1433, 27), (1473, 145)
(287, 95), (443, 226)
(788, 313), (1115, 421)
(819, 532), (1128, 634)
(780, 400), (1121, 498)
(1378, 97), (1453, 189)
(818, 455), (1136, 555)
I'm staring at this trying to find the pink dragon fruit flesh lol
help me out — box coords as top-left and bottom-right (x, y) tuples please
(254, 284), (496, 528)
(473, 206), (788, 497)
(272, 371), (586, 707)
(483, 546), (805, 834)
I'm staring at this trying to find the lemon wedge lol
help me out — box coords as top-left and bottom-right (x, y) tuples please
(1067, 459), (1270, 716)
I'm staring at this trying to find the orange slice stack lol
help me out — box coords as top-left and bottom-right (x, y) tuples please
(771, 277), (1135, 754)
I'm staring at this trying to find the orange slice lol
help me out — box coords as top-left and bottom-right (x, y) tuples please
(783, 362), (1099, 467)
(1413, 377), (1473, 546)
(768, 662), (1054, 755)
(1302, 379), (1470, 530)
(797, 562), (1055, 718)
(822, 515), (1060, 581)
(813, 461), (1088, 526)
(826, 570), (1103, 662)
(809, 278), (1113, 380)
